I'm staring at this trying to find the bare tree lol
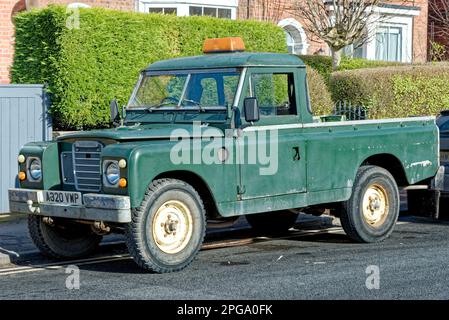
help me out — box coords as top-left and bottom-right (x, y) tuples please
(429, 0), (449, 38)
(294, 0), (381, 70)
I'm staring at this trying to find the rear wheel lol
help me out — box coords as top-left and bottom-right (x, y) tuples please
(28, 215), (102, 259)
(340, 165), (399, 243)
(125, 179), (206, 273)
(246, 210), (298, 234)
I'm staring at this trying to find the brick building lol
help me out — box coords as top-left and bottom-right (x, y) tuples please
(0, 0), (429, 84)
(428, 0), (449, 58)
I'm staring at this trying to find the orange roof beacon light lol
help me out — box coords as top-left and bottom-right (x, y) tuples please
(203, 37), (246, 54)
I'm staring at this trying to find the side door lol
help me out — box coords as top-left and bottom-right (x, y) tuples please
(236, 67), (307, 200)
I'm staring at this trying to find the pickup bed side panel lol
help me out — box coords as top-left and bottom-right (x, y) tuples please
(304, 119), (439, 202)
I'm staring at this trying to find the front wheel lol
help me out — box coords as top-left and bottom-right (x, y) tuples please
(340, 165), (400, 243)
(125, 179), (206, 273)
(28, 216), (102, 259)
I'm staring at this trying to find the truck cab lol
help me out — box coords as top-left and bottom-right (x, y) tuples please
(9, 38), (443, 273)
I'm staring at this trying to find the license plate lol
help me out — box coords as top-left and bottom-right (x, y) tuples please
(43, 191), (82, 206)
(441, 151), (449, 163)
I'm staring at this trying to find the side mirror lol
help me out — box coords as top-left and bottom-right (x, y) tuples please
(110, 99), (120, 124)
(244, 97), (260, 123)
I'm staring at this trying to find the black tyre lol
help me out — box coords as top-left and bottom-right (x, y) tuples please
(28, 215), (102, 259)
(246, 210), (298, 234)
(125, 179), (206, 273)
(341, 165), (400, 243)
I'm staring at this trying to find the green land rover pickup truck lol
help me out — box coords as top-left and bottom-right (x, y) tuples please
(9, 38), (444, 273)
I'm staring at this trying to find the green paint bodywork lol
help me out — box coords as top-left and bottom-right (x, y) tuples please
(18, 52), (440, 220)
(19, 142), (61, 190)
(147, 53), (304, 72)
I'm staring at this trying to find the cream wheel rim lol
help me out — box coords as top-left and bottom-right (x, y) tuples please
(362, 184), (389, 227)
(152, 200), (193, 254)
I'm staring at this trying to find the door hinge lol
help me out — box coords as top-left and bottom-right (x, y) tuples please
(237, 185), (246, 195)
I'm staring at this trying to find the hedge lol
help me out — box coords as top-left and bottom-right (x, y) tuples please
(305, 66), (333, 116)
(12, 6), (287, 129)
(299, 55), (403, 82)
(329, 63), (449, 119)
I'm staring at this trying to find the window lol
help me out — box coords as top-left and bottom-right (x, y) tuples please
(218, 8), (232, 19)
(128, 70), (241, 109)
(250, 73), (296, 117)
(131, 74), (188, 108)
(139, 1), (237, 20)
(343, 43), (364, 59)
(189, 6), (202, 16)
(199, 78), (219, 105)
(190, 73), (240, 106)
(189, 6), (232, 19)
(375, 26), (402, 62)
(438, 119), (449, 132)
(278, 19), (309, 55)
(149, 7), (177, 15)
(285, 31), (296, 54)
(204, 7), (216, 17)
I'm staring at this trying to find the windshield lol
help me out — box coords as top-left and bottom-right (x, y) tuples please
(128, 69), (241, 110)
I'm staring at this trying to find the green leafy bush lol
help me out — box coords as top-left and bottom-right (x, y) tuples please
(299, 55), (403, 82)
(306, 66), (333, 116)
(329, 63), (449, 118)
(12, 6), (287, 129)
(299, 55), (333, 81)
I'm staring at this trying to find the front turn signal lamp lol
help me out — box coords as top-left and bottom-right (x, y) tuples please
(119, 178), (127, 188)
(18, 171), (26, 181)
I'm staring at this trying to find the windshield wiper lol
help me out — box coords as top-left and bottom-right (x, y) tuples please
(143, 100), (207, 113)
(144, 102), (177, 112)
(181, 99), (206, 112)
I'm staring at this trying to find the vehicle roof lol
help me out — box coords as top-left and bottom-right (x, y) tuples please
(145, 52), (305, 72)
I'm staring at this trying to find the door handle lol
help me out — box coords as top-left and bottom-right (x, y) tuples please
(292, 147), (300, 161)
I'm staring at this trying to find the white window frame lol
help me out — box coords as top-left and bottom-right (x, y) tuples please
(365, 14), (414, 63)
(328, 5), (419, 63)
(147, 7), (178, 14)
(365, 6), (419, 63)
(138, 1), (237, 19)
(277, 18), (309, 55)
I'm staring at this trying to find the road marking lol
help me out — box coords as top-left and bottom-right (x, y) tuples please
(0, 255), (131, 276)
(0, 221), (409, 276)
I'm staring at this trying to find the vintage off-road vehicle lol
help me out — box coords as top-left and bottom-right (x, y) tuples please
(9, 38), (444, 273)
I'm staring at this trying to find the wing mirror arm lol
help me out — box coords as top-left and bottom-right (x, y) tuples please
(110, 99), (125, 127)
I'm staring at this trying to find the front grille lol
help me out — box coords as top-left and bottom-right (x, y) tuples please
(72, 141), (103, 192)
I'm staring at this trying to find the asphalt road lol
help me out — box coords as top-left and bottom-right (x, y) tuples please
(1, 215), (449, 300)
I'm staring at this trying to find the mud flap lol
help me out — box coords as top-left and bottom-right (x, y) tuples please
(407, 189), (441, 219)
(406, 166), (445, 219)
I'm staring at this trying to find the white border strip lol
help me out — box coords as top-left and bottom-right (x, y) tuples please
(303, 116), (435, 128)
(243, 116), (435, 131)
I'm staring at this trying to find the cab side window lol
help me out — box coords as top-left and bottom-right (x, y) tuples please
(251, 73), (296, 116)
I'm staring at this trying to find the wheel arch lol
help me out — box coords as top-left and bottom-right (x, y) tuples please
(360, 153), (408, 187)
(153, 170), (221, 219)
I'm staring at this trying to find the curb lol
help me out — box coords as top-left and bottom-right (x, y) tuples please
(0, 253), (12, 266)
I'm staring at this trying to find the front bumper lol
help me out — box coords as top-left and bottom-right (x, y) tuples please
(8, 188), (131, 223)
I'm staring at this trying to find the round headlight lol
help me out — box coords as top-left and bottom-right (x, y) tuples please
(29, 159), (42, 181)
(105, 162), (120, 185)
